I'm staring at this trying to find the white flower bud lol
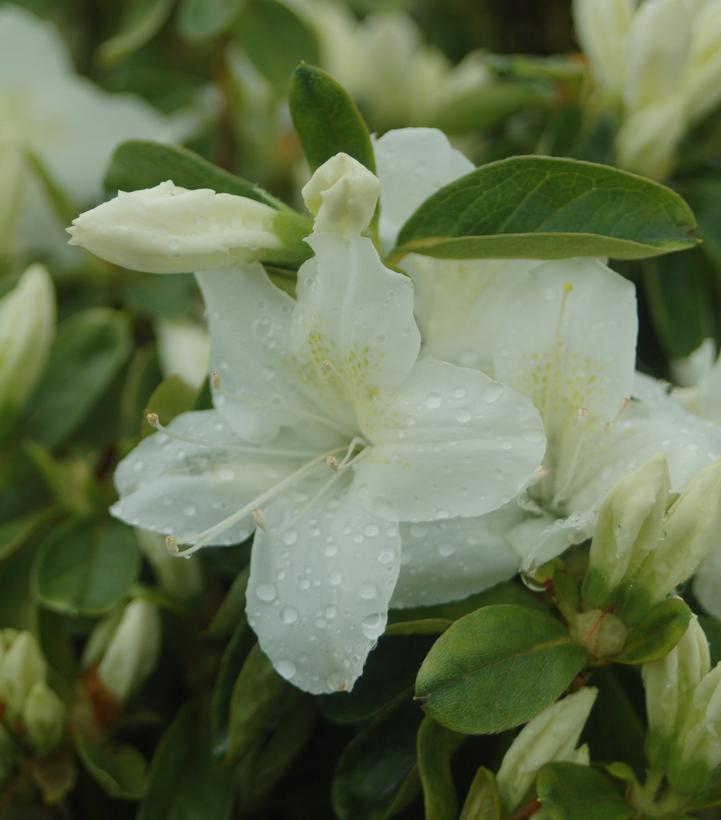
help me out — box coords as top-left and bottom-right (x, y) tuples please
(615, 96), (686, 179)
(23, 680), (66, 755)
(155, 318), (210, 391)
(686, 1), (721, 121)
(0, 632), (47, 717)
(0, 264), (55, 427)
(496, 688), (597, 811)
(301, 153), (380, 237)
(67, 181), (289, 273)
(96, 599), (161, 702)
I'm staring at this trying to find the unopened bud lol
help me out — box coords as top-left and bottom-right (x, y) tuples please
(0, 632), (47, 717)
(301, 153), (380, 236)
(571, 609), (627, 659)
(496, 687), (597, 810)
(23, 681), (66, 755)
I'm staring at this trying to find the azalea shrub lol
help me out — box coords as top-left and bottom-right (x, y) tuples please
(3, 1), (721, 819)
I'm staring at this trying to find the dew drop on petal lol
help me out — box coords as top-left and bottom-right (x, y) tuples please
(361, 613), (385, 640)
(281, 606), (298, 624)
(483, 384), (504, 404)
(282, 529), (299, 546)
(256, 584), (277, 602)
(425, 392), (442, 409)
(276, 659), (296, 680)
(359, 583), (377, 600)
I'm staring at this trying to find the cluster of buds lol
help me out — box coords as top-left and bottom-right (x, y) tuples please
(0, 630), (66, 787)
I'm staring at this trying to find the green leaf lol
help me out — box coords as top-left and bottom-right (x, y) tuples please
(332, 700), (422, 820)
(205, 566), (249, 640)
(23, 309), (132, 449)
(392, 156), (698, 262)
(417, 717), (459, 820)
(289, 63), (375, 172)
(536, 762), (634, 820)
(75, 735), (147, 800)
(121, 273), (200, 319)
(385, 618), (452, 636)
(98, 0), (174, 63)
(459, 767), (502, 820)
(141, 375), (199, 438)
(617, 597), (692, 665)
(0, 508), (55, 563)
(139, 699), (235, 820)
(104, 140), (283, 208)
(120, 345), (162, 438)
(234, 0), (320, 96)
(415, 604), (587, 734)
(177, 0), (246, 41)
(33, 518), (140, 616)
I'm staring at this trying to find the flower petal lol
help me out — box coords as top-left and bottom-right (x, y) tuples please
(694, 549), (721, 622)
(246, 471), (401, 694)
(290, 234), (420, 428)
(373, 127), (474, 251)
(356, 358), (545, 521)
(392, 513), (520, 608)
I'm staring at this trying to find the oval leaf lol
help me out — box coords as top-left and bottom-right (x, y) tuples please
(393, 156), (698, 261)
(33, 518), (140, 616)
(459, 767), (502, 820)
(177, 0), (245, 41)
(417, 717), (459, 820)
(290, 63), (375, 172)
(617, 597), (692, 665)
(98, 0), (174, 63)
(415, 604), (587, 734)
(537, 762), (634, 820)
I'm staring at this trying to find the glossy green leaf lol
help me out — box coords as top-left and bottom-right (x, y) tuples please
(290, 63), (375, 172)
(138, 699), (235, 820)
(459, 768), (502, 820)
(417, 717), (458, 820)
(75, 735), (147, 800)
(178, 0), (245, 41)
(33, 518), (140, 616)
(23, 309), (132, 448)
(415, 605), (587, 734)
(393, 156), (698, 261)
(618, 597), (692, 665)
(332, 700), (422, 820)
(536, 762), (634, 820)
(98, 0), (174, 63)
(104, 141), (283, 208)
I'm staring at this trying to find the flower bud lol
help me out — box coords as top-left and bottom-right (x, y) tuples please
(583, 454), (670, 609)
(301, 153), (380, 237)
(0, 265), (55, 430)
(155, 318), (210, 391)
(496, 688), (597, 810)
(0, 632), (47, 717)
(23, 681), (66, 755)
(67, 181), (304, 273)
(96, 599), (161, 702)
(643, 615), (710, 770)
(685, 1), (721, 121)
(571, 610), (628, 659)
(615, 97), (686, 179)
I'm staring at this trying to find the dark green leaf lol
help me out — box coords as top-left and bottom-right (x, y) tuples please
(417, 717), (459, 820)
(23, 309), (132, 449)
(75, 735), (146, 800)
(385, 618), (452, 636)
(104, 141), (283, 208)
(290, 63), (375, 172)
(537, 762), (634, 820)
(120, 345), (162, 438)
(33, 518), (140, 616)
(332, 700), (422, 820)
(459, 767), (502, 820)
(205, 566), (249, 640)
(415, 604), (587, 734)
(618, 598), (692, 665)
(98, 0), (174, 63)
(121, 273), (199, 319)
(177, 0), (245, 41)
(0, 508), (55, 563)
(393, 156), (698, 261)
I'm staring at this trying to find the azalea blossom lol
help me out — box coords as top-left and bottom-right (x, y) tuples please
(0, 5), (181, 257)
(99, 150), (546, 693)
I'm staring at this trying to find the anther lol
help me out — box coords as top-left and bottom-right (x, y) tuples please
(146, 412), (161, 429)
(165, 535), (179, 554)
(326, 455), (339, 472)
(321, 359), (333, 372)
(251, 507), (267, 530)
(211, 370), (221, 389)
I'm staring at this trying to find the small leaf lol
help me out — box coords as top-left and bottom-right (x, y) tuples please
(415, 605), (587, 734)
(177, 0), (245, 42)
(104, 141), (283, 208)
(290, 63), (375, 172)
(23, 309), (132, 448)
(75, 735), (147, 800)
(98, 0), (174, 63)
(459, 767), (502, 820)
(536, 762), (634, 820)
(393, 156), (698, 262)
(617, 597), (692, 665)
(33, 518), (140, 616)
(417, 717), (459, 820)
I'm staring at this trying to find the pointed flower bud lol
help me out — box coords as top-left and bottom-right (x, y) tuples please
(301, 153), (380, 236)
(496, 688), (597, 811)
(95, 599), (161, 703)
(0, 265), (55, 431)
(23, 681), (66, 755)
(0, 632), (47, 717)
(68, 181), (309, 273)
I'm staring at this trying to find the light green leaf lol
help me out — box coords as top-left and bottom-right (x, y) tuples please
(289, 63), (375, 172)
(417, 717), (459, 820)
(98, 0), (174, 63)
(536, 762), (634, 820)
(617, 597), (692, 665)
(23, 309), (132, 449)
(33, 518), (140, 616)
(177, 0), (246, 41)
(459, 767), (502, 820)
(104, 141), (284, 208)
(75, 735), (147, 800)
(415, 605), (587, 734)
(392, 156), (698, 261)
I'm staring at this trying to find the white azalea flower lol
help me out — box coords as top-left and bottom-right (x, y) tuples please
(0, 6), (181, 257)
(108, 151), (545, 694)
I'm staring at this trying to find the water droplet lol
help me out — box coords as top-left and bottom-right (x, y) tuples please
(359, 583), (377, 600)
(483, 383), (503, 403)
(361, 613), (385, 640)
(281, 606), (298, 624)
(183, 505), (196, 517)
(438, 543), (455, 557)
(324, 543), (338, 557)
(282, 529), (299, 546)
(378, 549), (396, 565)
(455, 408), (472, 424)
(276, 659), (296, 679)
(325, 605), (338, 619)
(256, 584), (277, 602)
(364, 523), (380, 537)
(329, 571), (343, 586)
(297, 577), (311, 591)
(452, 386), (467, 399)
(425, 392), (442, 409)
